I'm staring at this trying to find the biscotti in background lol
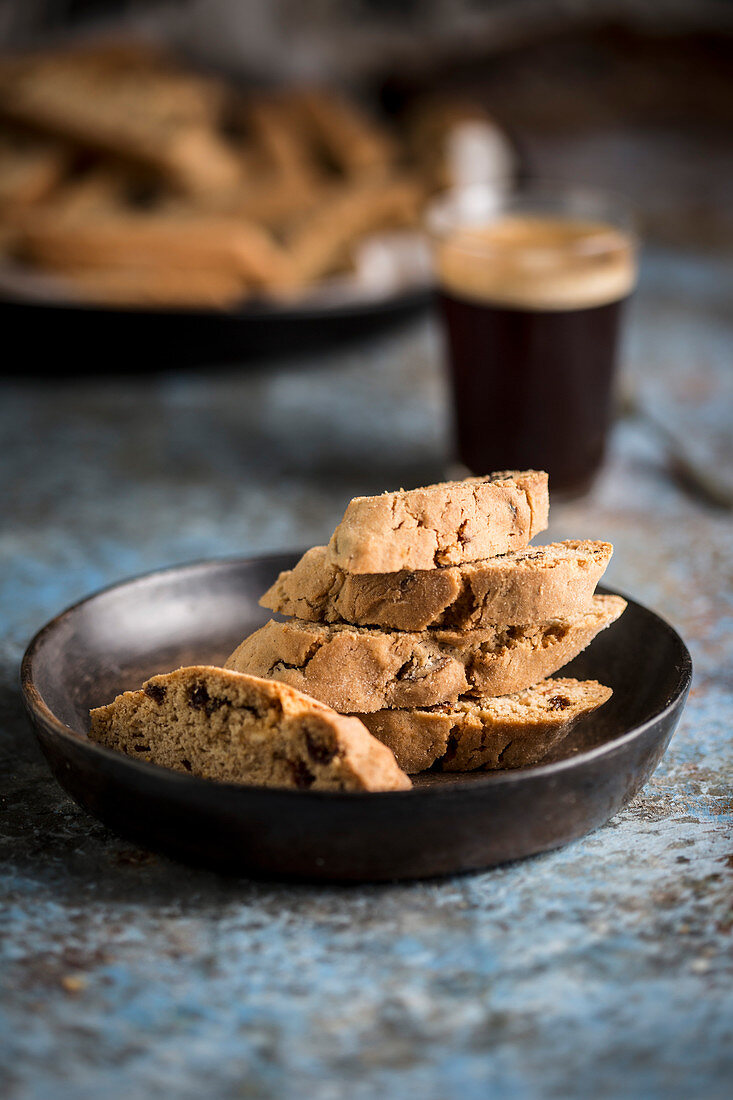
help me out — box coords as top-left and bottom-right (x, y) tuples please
(0, 40), (515, 309)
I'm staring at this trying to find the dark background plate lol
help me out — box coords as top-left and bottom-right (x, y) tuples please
(0, 286), (432, 373)
(21, 553), (691, 881)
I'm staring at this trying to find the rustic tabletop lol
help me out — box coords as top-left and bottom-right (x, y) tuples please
(1, 244), (731, 1099)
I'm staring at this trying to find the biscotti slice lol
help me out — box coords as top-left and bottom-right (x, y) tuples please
(326, 470), (549, 574)
(225, 595), (625, 712)
(0, 50), (243, 196)
(261, 540), (612, 631)
(296, 88), (398, 178)
(89, 666), (410, 792)
(19, 213), (297, 291)
(286, 178), (422, 284)
(355, 678), (612, 773)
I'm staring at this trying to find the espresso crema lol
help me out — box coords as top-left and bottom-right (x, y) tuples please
(436, 214), (636, 312)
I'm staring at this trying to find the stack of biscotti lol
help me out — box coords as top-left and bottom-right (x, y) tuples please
(225, 471), (625, 774)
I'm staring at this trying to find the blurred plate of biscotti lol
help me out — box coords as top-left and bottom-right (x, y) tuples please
(0, 38), (515, 314)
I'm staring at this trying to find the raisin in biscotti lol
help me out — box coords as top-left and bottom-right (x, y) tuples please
(354, 678), (612, 773)
(262, 540), (612, 631)
(225, 595), (625, 712)
(89, 666), (410, 792)
(326, 470), (548, 574)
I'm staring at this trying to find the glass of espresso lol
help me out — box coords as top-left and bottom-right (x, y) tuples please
(429, 183), (638, 496)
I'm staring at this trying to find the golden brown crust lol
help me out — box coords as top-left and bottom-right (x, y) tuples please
(326, 471), (549, 574)
(225, 596), (626, 712)
(261, 540), (613, 630)
(0, 131), (68, 212)
(89, 665), (410, 792)
(17, 211), (297, 290)
(285, 177), (422, 284)
(296, 88), (397, 178)
(355, 678), (612, 773)
(0, 45), (241, 195)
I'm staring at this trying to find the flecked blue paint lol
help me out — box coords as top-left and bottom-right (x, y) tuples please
(1, 247), (731, 1100)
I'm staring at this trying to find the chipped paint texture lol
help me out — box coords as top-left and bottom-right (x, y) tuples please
(1, 248), (731, 1099)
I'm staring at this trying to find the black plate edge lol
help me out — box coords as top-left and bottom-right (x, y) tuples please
(0, 284), (433, 324)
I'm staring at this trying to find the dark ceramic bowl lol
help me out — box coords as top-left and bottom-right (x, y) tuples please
(21, 554), (691, 882)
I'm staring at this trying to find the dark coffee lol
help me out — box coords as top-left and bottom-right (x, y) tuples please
(440, 293), (627, 495)
(435, 214), (636, 495)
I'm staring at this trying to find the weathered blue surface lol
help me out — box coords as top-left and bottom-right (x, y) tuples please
(1, 247), (731, 1099)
